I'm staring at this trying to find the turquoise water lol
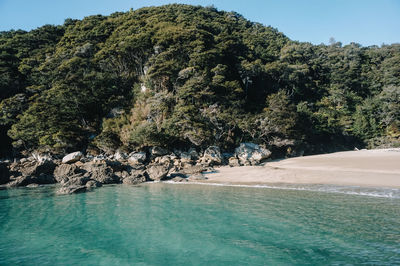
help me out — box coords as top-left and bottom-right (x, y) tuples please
(1, 183), (400, 265)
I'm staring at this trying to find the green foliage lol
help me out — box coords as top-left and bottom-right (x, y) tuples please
(0, 4), (399, 155)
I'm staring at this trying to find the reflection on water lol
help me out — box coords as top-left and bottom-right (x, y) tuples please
(0, 183), (399, 265)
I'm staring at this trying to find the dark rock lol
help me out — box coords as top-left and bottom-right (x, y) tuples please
(81, 162), (117, 184)
(54, 164), (82, 183)
(20, 160), (56, 177)
(0, 163), (10, 185)
(150, 146), (168, 157)
(171, 176), (188, 182)
(169, 172), (187, 179)
(85, 180), (102, 188)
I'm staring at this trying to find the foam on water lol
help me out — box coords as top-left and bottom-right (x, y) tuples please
(165, 180), (400, 198)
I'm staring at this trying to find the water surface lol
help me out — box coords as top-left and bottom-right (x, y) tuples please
(1, 183), (399, 265)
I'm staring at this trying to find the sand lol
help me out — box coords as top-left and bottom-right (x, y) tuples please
(200, 149), (400, 188)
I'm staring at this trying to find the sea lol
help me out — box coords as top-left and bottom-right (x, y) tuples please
(1, 183), (399, 265)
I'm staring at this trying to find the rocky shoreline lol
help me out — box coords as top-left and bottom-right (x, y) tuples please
(0, 143), (271, 194)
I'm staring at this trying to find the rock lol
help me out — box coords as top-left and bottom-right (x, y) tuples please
(235, 143), (271, 165)
(105, 160), (125, 172)
(122, 175), (146, 185)
(179, 152), (192, 163)
(7, 176), (28, 187)
(114, 151), (128, 161)
(61, 174), (91, 187)
(188, 148), (199, 160)
(19, 158), (28, 163)
(188, 173), (207, 180)
(155, 155), (172, 165)
(20, 160), (56, 177)
(33, 173), (56, 184)
(182, 165), (206, 175)
(81, 162), (117, 184)
(150, 146), (168, 157)
(26, 183), (39, 188)
(228, 157), (240, 167)
(62, 151), (83, 164)
(146, 164), (169, 181)
(0, 163), (10, 185)
(85, 180), (102, 188)
(171, 176), (188, 182)
(128, 152), (147, 165)
(169, 172), (187, 179)
(6, 175), (49, 187)
(202, 146), (222, 165)
(57, 185), (87, 195)
(122, 168), (147, 185)
(54, 164), (82, 183)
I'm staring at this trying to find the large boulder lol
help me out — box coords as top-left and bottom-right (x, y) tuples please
(86, 180), (102, 189)
(60, 174), (91, 187)
(146, 164), (169, 181)
(150, 146), (168, 157)
(20, 160), (56, 177)
(54, 164), (82, 183)
(81, 162), (117, 184)
(0, 163), (10, 185)
(128, 152), (147, 165)
(182, 165), (206, 175)
(202, 146), (223, 165)
(235, 143), (271, 165)
(62, 152), (83, 164)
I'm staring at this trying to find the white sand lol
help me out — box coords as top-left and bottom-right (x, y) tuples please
(201, 149), (400, 188)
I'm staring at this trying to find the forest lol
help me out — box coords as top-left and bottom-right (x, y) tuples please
(0, 4), (399, 157)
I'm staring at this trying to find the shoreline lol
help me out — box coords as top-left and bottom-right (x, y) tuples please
(199, 149), (400, 188)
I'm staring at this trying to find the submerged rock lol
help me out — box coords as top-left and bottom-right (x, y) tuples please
(62, 152), (83, 164)
(57, 185), (87, 195)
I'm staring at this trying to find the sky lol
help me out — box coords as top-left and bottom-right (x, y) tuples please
(0, 0), (399, 46)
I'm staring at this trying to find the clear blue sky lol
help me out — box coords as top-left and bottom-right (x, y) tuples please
(0, 0), (399, 46)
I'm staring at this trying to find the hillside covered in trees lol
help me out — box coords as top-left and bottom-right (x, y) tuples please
(0, 4), (399, 158)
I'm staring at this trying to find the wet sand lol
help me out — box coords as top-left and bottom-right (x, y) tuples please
(201, 149), (400, 188)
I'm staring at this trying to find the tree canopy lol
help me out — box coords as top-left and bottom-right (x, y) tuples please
(0, 4), (399, 156)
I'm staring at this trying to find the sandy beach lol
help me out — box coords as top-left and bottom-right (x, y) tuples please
(201, 149), (400, 188)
